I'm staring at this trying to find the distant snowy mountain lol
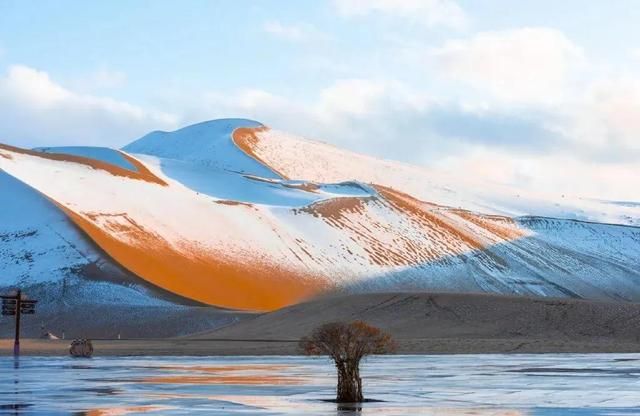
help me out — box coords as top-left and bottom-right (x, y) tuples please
(1, 118), (639, 313)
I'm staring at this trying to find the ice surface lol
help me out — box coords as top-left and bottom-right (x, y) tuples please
(1, 354), (639, 415)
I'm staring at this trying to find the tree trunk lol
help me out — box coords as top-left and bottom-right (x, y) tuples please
(335, 360), (363, 402)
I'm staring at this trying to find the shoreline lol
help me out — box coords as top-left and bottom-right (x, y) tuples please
(3, 338), (640, 356)
(6, 291), (640, 357)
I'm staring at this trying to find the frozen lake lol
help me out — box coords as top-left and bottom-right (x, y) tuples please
(1, 354), (640, 415)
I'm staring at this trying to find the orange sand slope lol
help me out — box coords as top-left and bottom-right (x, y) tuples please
(59, 205), (324, 311)
(0, 143), (167, 186)
(232, 126), (288, 179)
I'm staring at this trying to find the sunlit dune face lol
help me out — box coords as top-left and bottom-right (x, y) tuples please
(295, 196), (419, 266)
(0, 144), (167, 186)
(224, 125), (528, 270)
(374, 184), (486, 251)
(291, 184), (528, 268)
(297, 196), (374, 221)
(232, 126), (289, 179)
(452, 209), (527, 241)
(374, 184), (525, 242)
(375, 184), (528, 246)
(299, 194), (458, 267)
(57, 206), (326, 311)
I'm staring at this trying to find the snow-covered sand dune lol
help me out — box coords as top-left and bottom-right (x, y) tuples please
(1, 119), (639, 312)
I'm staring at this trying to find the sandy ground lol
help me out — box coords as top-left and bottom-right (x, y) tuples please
(0, 304), (250, 339)
(198, 291), (640, 341)
(3, 292), (640, 356)
(2, 337), (640, 356)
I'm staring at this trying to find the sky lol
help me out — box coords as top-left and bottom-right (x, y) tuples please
(0, 0), (638, 200)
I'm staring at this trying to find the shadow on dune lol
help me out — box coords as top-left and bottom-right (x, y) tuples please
(343, 215), (640, 303)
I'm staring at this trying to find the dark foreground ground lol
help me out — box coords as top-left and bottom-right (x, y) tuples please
(3, 292), (640, 355)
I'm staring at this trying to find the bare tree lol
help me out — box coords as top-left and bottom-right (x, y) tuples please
(300, 321), (395, 403)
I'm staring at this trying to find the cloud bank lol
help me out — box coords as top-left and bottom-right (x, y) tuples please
(0, 65), (177, 147)
(0, 1), (638, 201)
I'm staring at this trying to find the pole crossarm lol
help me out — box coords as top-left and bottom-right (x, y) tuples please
(1, 290), (37, 355)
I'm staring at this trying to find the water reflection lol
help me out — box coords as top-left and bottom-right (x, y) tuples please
(0, 403), (33, 415)
(141, 363), (305, 385)
(1, 365), (27, 415)
(0, 355), (639, 415)
(78, 405), (174, 415)
(336, 402), (362, 414)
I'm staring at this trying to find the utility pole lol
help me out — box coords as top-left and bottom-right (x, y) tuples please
(2, 289), (37, 356)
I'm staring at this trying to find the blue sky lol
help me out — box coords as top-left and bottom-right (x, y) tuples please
(0, 0), (638, 200)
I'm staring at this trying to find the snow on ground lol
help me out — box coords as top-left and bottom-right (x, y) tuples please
(0, 171), (170, 307)
(123, 118), (279, 178)
(247, 129), (640, 226)
(1, 119), (639, 310)
(136, 154), (373, 208)
(0, 170), (100, 286)
(1, 144), (329, 310)
(34, 146), (138, 171)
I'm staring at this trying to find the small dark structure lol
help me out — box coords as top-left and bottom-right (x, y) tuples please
(1, 289), (37, 356)
(300, 320), (395, 403)
(69, 339), (94, 358)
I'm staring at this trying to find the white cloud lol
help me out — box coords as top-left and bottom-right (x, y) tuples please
(435, 148), (639, 201)
(1, 64), (635, 200)
(590, 79), (640, 152)
(0, 65), (178, 147)
(333, 0), (467, 30)
(431, 28), (585, 104)
(263, 21), (326, 43)
(316, 79), (391, 118)
(177, 78), (432, 162)
(178, 75), (639, 200)
(3, 65), (70, 108)
(555, 77), (640, 155)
